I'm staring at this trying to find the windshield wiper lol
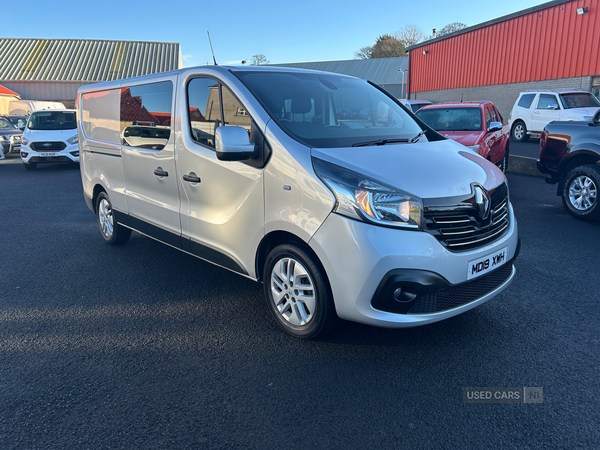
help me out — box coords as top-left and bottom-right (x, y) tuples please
(351, 138), (410, 147)
(410, 130), (427, 143)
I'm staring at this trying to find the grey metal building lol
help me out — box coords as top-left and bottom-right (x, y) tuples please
(272, 57), (408, 98)
(0, 38), (182, 108)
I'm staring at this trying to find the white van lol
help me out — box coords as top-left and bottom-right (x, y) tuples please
(9, 100), (66, 116)
(20, 109), (79, 170)
(78, 66), (519, 338)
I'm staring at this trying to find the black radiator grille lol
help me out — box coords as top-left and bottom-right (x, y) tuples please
(424, 183), (509, 252)
(30, 141), (66, 151)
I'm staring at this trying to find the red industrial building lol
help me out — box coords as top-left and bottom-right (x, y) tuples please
(407, 0), (600, 118)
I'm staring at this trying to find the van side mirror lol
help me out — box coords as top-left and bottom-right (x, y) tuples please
(589, 110), (600, 127)
(215, 126), (257, 161)
(547, 103), (559, 110)
(487, 121), (502, 132)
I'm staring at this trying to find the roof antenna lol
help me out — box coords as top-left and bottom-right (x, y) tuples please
(207, 31), (217, 65)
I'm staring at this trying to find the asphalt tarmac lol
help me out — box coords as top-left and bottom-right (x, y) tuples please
(1, 156), (598, 449)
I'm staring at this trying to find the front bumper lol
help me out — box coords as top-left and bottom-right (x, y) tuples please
(308, 204), (519, 328)
(21, 144), (79, 164)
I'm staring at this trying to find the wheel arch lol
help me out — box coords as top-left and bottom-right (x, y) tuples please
(92, 183), (107, 211)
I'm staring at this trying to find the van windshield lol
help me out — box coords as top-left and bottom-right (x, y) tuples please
(235, 71), (423, 148)
(28, 111), (76, 130)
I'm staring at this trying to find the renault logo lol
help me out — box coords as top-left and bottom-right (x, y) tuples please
(474, 185), (491, 221)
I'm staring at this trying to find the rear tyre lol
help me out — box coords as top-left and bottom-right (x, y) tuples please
(263, 244), (335, 339)
(511, 121), (529, 142)
(23, 162), (36, 170)
(95, 191), (132, 244)
(561, 165), (600, 221)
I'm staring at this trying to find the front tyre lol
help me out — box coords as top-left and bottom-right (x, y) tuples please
(561, 165), (600, 221)
(96, 192), (132, 244)
(263, 244), (334, 339)
(511, 121), (529, 142)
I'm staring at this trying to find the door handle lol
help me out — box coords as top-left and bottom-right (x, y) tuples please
(154, 167), (168, 177)
(183, 172), (201, 183)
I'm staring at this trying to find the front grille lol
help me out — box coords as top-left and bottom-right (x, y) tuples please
(424, 183), (509, 252)
(30, 141), (66, 151)
(408, 263), (513, 314)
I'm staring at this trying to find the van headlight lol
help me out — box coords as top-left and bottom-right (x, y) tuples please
(313, 158), (422, 229)
(21, 137), (29, 146)
(67, 135), (78, 145)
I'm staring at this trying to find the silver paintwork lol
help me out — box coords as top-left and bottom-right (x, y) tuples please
(270, 257), (316, 326)
(78, 65), (519, 329)
(569, 176), (597, 211)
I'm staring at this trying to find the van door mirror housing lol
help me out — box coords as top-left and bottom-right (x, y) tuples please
(487, 122), (502, 133)
(215, 126), (257, 161)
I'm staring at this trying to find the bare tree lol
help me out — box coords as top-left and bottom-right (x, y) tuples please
(354, 46), (373, 60)
(251, 54), (270, 65)
(437, 22), (468, 37)
(394, 24), (425, 49)
(371, 34), (406, 58)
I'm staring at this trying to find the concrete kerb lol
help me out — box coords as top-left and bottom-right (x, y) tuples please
(507, 155), (547, 177)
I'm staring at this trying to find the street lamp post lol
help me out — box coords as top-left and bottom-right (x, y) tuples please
(398, 68), (406, 99)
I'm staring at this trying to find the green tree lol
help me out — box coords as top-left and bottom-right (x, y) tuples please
(370, 34), (406, 58)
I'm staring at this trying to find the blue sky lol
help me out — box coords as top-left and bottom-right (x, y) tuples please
(5, 0), (549, 66)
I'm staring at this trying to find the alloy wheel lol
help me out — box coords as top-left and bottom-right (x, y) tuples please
(569, 176), (597, 211)
(270, 257), (316, 327)
(98, 198), (115, 238)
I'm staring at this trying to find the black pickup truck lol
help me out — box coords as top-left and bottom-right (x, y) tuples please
(538, 110), (600, 221)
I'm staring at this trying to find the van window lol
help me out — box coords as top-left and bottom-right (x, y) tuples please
(81, 89), (121, 144)
(187, 78), (221, 148)
(235, 71), (423, 148)
(120, 81), (172, 150)
(517, 94), (535, 108)
(221, 85), (251, 133)
(28, 111), (76, 130)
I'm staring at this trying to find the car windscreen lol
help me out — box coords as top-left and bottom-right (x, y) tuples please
(559, 93), (600, 109)
(27, 111), (77, 130)
(416, 108), (482, 132)
(235, 71), (423, 148)
(0, 118), (15, 130)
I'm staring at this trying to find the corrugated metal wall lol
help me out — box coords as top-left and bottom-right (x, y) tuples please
(0, 39), (181, 82)
(410, 0), (600, 93)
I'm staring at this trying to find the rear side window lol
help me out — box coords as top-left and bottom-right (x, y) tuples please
(120, 81), (173, 150)
(517, 94), (535, 108)
(81, 89), (121, 144)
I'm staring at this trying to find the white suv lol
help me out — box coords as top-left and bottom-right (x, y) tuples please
(509, 89), (600, 141)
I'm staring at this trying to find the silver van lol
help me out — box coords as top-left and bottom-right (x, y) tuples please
(78, 66), (519, 338)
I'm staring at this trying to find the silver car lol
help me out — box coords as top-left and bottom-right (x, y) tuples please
(0, 116), (22, 157)
(78, 66), (519, 339)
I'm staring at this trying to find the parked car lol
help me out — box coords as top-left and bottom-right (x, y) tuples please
(78, 66), (519, 339)
(399, 99), (433, 113)
(0, 116), (22, 157)
(20, 109), (79, 170)
(537, 110), (600, 220)
(416, 101), (510, 172)
(6, 115), (27, 130)
(509, 89), (600, 142)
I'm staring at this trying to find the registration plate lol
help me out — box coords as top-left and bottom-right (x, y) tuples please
(467, 247), (508, 280)
(40, 152), (57, 157)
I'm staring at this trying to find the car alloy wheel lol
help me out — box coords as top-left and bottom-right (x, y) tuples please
(513, 123), (525, 140)
(270, 257), (316, 327)
(568, 175), (597, 211)
(98, 198), (115, 239)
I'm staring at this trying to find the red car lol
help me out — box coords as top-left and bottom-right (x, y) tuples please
(416, 101), (510, 172)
